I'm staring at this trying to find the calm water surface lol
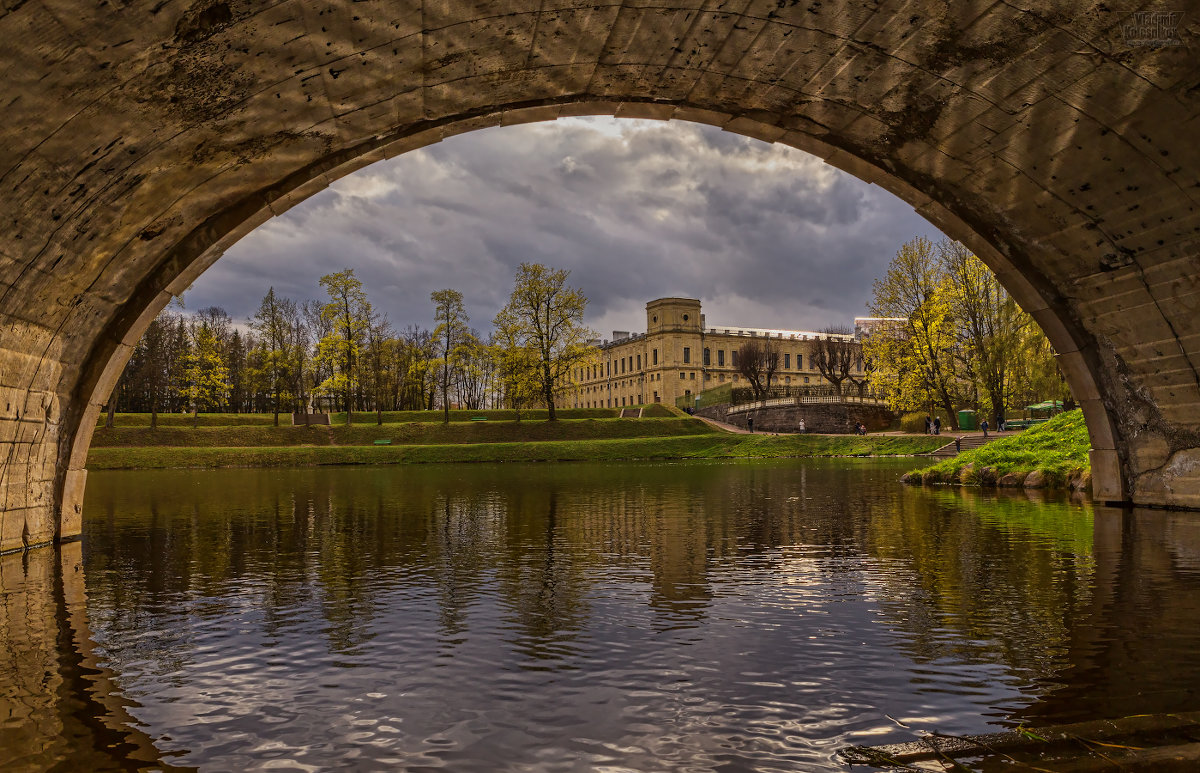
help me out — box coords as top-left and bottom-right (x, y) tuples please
(5, 458), (1200, 771)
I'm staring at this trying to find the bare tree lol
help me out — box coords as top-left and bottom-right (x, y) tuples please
(811, 326), (857, 396)
(737, 337), (779, 400)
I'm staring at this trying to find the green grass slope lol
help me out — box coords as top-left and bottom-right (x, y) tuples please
(904, 410), (1091, 489)
(91, 417), (716, 448)
(87, 433), (944, 470)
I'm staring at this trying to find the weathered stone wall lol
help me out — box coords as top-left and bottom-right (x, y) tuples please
(1, 1), (1198, 540)
(699, 403), (895, 435)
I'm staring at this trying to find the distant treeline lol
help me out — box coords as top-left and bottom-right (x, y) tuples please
(108, 263), (594, 426)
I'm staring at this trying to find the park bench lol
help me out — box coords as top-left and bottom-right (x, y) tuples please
(373, 439), (392, 445)
(471, 416), (488, 421)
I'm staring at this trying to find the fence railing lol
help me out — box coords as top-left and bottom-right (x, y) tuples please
(728, 384), (887, 408)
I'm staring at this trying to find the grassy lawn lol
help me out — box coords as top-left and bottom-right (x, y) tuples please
(87, 433), (944, 470)
(92, 417), (717, 448)
(903, 410), (1091, 488)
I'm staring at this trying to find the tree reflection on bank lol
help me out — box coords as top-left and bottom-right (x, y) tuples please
(6, 460), (1200, 769)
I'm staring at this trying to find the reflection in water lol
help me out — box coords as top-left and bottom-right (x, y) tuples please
(3, 459), (1200, 770)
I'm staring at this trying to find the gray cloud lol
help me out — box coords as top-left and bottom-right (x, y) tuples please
(191, 118), (940, 336)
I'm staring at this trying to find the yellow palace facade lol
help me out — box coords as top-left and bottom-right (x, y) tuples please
(560, 298), (862, 409)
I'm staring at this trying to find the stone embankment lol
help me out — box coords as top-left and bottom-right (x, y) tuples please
(695, 401), (894, 434)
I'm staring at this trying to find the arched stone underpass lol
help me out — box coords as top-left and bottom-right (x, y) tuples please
(1, 1), (1197, 550)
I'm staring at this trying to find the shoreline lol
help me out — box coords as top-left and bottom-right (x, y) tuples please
(87, 434), (945, 470)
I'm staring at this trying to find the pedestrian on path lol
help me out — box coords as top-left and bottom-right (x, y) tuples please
(955, 436), (961, 453)
(981, 418), (989, 438)
(933, 416), (941, 435)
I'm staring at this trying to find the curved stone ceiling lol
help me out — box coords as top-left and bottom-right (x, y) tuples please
(1, 1), (1198, 550)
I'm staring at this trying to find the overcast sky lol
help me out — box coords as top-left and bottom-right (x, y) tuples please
(187, 117), (941, 338)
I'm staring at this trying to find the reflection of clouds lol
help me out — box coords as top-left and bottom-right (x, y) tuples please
(193, 117), (937, 331)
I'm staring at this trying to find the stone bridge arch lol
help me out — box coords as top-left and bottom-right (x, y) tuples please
(1, 1), (1198, 551)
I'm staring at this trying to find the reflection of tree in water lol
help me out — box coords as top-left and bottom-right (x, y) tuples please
(494, 488), (591, 664)
(863, 486), (1097, 695)
(1011, 509), (1200, 725)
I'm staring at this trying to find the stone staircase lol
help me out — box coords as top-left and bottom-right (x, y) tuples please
(620, 407), (643, 418)
(928, 432), (1010, 457)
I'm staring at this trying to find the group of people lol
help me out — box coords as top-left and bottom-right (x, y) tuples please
(854, 422), (868, 435)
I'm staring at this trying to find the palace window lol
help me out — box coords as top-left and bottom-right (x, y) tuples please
(689, 372), (695, 379)
(784, 353), (790, 369)
(653, 348), (658, 365)
(804, 376), (810, 384)
(731, 350), (739, 367)
(718, 350), (725, 367)
(797, 354), (803, 370)
(683, 347), (691, 364)
(636, 354), (641, 370)
(621, 358), (625, 374)
(703, 348), (710, 366)
(680, 372), (686, 379)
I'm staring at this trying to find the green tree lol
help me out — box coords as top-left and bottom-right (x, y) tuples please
(179, 323), (230, 427)
(431, 288), (470, 423)
(866, 236), (963, 428)
(251, 287), (297, 426)
(316, 269), (371, 424)
(493, 263), (593, 421)
(940, 240), (1029, 425)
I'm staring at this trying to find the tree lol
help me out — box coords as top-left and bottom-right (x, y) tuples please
(179, 323), (230, 427)
(490, 326), (541, 420)
(736, 338), (779, 401)
(316, 269), (371, 424)
(811, 326), (857, 396)
(940, 240), (1028, 425)
(363, 310), (394, 425)
(431, 288), (470, 423)
(493, 263), (594, 421)
(865, 236), (964, 429)
(251, 287), (297, 426)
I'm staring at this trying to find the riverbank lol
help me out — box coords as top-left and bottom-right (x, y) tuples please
(86, 432), (944, 470)
(900, 410), (1091, 491)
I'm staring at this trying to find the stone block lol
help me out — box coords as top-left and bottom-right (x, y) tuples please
(1078, 399), (1116, 451)
(58, 468), (85, 540)
(1129, 432), (1171, 474)
(1090, 448), (1125, 502)
(1054, 350), (1101, 402)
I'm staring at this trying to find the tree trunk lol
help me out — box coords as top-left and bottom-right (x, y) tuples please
(193, 407), (199, 429)
(105, 400), (116, 428)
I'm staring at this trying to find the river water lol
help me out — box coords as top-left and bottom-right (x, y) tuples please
(5, 458), (1200, 771)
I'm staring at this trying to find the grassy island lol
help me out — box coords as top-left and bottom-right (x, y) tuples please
(87, 408), (944, 470)
(901, 410), (1091, 491)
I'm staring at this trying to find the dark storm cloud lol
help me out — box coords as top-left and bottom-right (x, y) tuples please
(190, 118), (940, 335)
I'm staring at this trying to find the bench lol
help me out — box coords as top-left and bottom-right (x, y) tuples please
(373, 439), (392, 445)
(471, 416), (488, 421)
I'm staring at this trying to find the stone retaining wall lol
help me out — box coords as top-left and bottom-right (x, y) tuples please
(698, 402), (895, 434)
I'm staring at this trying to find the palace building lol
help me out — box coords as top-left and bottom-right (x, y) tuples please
(561, 298), (864, 409)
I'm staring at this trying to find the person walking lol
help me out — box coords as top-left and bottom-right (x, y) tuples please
(748, 416), (754, 433)
(933, 416), (941, 435)
(798, 418), (806, 434)
(925, 416), (932, 435)
(955, 436), (962, 453)
(981, 418), (989, 438)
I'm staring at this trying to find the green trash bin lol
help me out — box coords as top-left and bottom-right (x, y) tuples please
(957, 410), (977, 430)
